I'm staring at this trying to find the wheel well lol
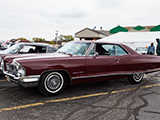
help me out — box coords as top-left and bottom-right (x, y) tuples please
(40, 70), (72, 85)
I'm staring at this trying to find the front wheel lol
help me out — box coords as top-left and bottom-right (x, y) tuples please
(128, 73), (144, 84)
(38, 72), (66, 96)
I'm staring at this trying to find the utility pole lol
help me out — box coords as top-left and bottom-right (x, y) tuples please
(55, 30), (58, 45)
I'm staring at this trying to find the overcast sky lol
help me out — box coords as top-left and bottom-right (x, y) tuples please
(0, 0), (160, 41)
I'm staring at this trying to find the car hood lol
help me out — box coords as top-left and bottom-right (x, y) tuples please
(3, 52), (71, 64)
(0, 52), (7, 55)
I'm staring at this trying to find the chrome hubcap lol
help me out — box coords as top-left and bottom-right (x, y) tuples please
(133, 73), (143, 82)
(46, 74), (61, 91)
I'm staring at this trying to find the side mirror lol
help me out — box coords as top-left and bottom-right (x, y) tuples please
(94, 52), (99, 58)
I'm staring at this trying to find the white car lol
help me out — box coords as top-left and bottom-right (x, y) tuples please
(135, 47), (147, 55)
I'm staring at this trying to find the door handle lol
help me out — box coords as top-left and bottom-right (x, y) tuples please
(114, 58), (120, 61)
(114, 58), (120, 63)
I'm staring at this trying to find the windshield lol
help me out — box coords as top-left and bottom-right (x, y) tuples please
(57, 42), (91, 56)
(4, 44), (22, 54)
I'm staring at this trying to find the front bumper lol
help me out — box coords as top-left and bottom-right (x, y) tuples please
(5, 73), (40, 87)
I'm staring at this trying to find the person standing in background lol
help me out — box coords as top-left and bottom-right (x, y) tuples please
(156, 38), (160, 56)
(147, 43), (155, 55)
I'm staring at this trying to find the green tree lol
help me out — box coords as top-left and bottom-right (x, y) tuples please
(50, 40), (54, 44)
(59, 35), (74, 42)
(32, 37), (46, 42)
(18, 38), (28, 40)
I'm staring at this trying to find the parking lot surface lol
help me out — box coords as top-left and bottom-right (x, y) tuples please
(0, 72), (160, 120)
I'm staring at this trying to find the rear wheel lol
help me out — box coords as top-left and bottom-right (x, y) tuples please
(38, 72), (66, 96)
(128, 73), (144, 84)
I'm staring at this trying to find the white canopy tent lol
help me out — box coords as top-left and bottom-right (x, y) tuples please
(98, 32), (160, 50)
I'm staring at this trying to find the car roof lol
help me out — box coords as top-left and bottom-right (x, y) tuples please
(72, 40), (138, 55)
(72, 40), (124, 45)
(16, 42), (53, 47)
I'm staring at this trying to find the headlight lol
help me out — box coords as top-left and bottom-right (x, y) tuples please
(11, 60), (26, 77)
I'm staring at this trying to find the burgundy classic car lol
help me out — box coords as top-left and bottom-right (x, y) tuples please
(1, 41), (160, 96)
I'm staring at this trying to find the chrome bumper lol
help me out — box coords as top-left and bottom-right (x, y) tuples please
(5, 71), (40, 87)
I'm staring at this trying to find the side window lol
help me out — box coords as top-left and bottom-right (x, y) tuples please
(88, 44), (128, 56)
(48, 47), (54, 53)
(35, 46), (46, 53)
(19, 46), (36, 53)
(96, 44), (115, 56)
(115, 45), (128, 56)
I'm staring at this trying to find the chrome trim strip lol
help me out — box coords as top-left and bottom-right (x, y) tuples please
(72, 68), (160, 80)
(72, 73), (131, 80)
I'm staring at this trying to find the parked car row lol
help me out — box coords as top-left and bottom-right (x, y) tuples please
(1, 40), (160, 96)
(0, 42), (58, 54)
(0, 42), (58, 74)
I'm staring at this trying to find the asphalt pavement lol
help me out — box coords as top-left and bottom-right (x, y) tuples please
(0, 72), (160, 120)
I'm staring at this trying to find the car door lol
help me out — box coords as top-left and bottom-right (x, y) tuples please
(86, 43), (129, 77)
(113, 45), (131, 73)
